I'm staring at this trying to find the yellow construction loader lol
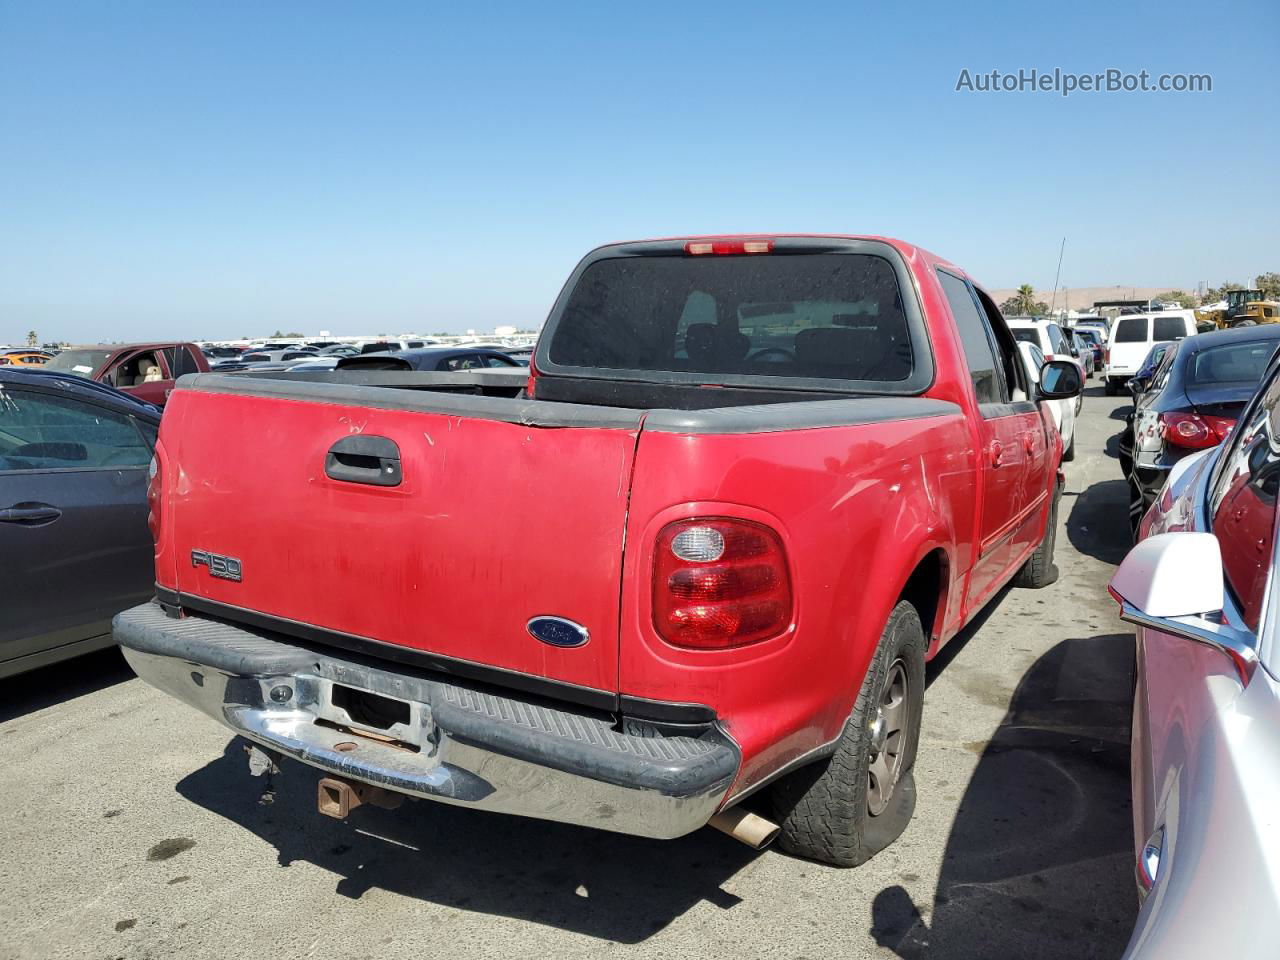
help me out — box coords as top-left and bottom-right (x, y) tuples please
(1196, 289), (1280, 329)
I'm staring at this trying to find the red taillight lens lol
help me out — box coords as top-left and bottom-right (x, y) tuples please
(1159, 412), (1234, 450)
(684, 239), (774, 256)
(146, 454), (162, 543)
(653, 518), (792, 649)
(1103, 348), (1110, 365)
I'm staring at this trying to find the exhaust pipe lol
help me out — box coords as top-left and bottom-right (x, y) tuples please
(708, 807), (780, 849)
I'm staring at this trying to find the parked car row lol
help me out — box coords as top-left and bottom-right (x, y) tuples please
(1110, 340), (1280, 958)
(1119, 325), (1280, 536)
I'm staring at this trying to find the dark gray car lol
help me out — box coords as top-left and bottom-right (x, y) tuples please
(0, 368), (160, 678)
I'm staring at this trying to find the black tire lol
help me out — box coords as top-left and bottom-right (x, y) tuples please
(1062, 429), (1076, 462)
(1128, 477), (1147, 541)
(1105, 378), (1119, 396)
(1013, 486), (1059, 588)
(771, 601), (925, 868)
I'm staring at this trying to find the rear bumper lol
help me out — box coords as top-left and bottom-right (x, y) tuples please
(113, 602), (739, 839)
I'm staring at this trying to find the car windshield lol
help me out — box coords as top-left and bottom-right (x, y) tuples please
(548, 253), (915, 384)
(1114, 316), (1148, 343)
(44, 349), (112, 377)
(1188, 341), (1278, 385)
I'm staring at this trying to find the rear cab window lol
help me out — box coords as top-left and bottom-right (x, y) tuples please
(539, 241), (933, 394)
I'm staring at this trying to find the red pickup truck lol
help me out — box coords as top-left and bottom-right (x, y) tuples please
(45, 341), (210, 406)
(114, 236), (1081, 867)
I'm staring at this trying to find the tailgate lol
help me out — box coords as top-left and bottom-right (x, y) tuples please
(162, 377), (642, 698)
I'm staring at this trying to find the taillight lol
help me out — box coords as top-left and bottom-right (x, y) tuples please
(525, 353), (540, 398)
(684, 239), (774, 255)
(1103, 347), (1110, 365)
(653, 518), (792, 649)
(146, 454), (162, 543)
(1159, 412), (1235, 450)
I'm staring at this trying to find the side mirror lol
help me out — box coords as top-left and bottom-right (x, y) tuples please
(1108, 532), (1257, 682)
(1038, 359), (1082, 400)
(1130, 377), (1148, 395)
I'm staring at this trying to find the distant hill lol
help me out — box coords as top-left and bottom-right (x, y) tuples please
(988, 285), (1194, 312)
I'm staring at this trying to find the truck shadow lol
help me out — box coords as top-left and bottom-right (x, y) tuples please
(0, 647), (135, 724)
(1066, 480), (1132, 566)
(871, 633), (1137, 959)
(176, 742), (758, 942)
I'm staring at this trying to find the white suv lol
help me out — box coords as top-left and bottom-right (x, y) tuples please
(1103, 310), (1196, 395)
(1007, 317), (1085, 411)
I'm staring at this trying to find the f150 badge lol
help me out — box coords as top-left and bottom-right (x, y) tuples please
(191, 549), (242, 582)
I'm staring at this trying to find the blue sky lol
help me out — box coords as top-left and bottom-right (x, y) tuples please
(2, 0), (1276, 342)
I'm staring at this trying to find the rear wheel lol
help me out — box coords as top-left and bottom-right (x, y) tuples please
(1105, 377), (1120, 396)
(771, 601), (925, 867)
(1062, 428), (1076, 462)
(1013, 485), (1060, 588)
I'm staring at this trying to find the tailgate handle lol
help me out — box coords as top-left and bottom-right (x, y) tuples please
(325, 436), (402, 487)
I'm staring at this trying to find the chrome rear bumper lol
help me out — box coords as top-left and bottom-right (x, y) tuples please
(114, 602), (738, 840)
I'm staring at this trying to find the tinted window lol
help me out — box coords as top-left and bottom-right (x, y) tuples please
(361, 342), (395, 354)
(177, 347), (204, 376)
(1189, 342), (1276, 385)
(1153, 316), (1188, 341)
(1114, 317), (1149, 343)
(282, 351), (312, 361)
(242, 353), (269, 362)
(0, 389), (152, 471)
(938, 270), (1004, 403)
(406, 341), (425, 349)
(483, 354), (517, 367)
(1011, 328), (1040, 346)
(1211, 373), (1280, 630)
(548, 254), (914, 383)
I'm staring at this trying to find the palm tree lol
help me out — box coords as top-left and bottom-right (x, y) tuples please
(1013, 285), (1038, 315)
(26, 330), (37, 347)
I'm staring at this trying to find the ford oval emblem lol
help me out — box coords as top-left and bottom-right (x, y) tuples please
(527, 616), (590, 648)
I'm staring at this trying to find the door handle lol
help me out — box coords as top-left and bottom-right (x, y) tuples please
(324, 435), (402, 487)
(988, 441), (1005, 467)
(0, 503), (62, 525)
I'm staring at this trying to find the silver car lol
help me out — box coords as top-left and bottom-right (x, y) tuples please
(1109, 357), (1280, 958)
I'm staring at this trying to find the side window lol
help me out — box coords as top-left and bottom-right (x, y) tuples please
(938, 271), (1007, 405)
(177, 346), (203, 377)
(113, 351), (165, 387)
(1046, 324), (1069, 355)
(1151, 346), (1178, 390)
(484, 355), (516, 367)
(0, 389), (152, 472)
(1211, 373), (1280, 630)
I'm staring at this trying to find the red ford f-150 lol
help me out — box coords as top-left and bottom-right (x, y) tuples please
(114, 235), (1081, 867)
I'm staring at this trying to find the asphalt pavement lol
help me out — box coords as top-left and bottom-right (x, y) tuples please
(0, 382), (1138, 960)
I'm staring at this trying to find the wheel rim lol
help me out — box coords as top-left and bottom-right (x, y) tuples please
(867, 659), (910, 817)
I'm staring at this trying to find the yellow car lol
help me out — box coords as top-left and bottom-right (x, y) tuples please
(0, 351), (52, 365)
